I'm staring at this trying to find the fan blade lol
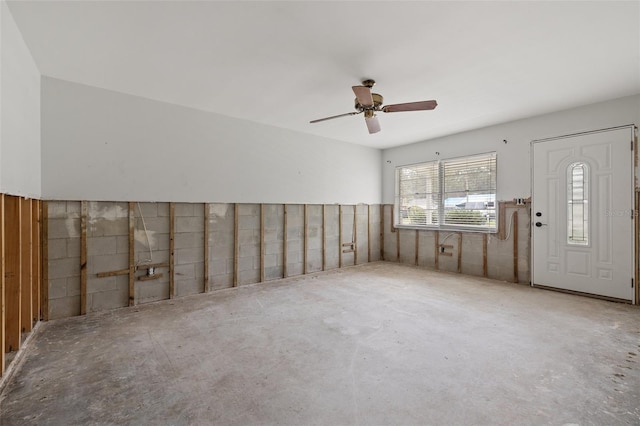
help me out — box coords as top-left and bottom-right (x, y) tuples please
(382, 100), (438, 113)
(310, 111), (360, 123)
(365, 116), (381, 134)
(352, 85), (374, 107)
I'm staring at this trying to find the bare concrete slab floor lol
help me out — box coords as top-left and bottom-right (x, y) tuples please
(1, 262), (639, 425)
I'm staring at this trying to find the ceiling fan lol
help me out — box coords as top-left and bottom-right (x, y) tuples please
(310, 79), (437, 134)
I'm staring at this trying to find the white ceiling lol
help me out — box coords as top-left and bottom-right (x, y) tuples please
(6, 0), (640, 149)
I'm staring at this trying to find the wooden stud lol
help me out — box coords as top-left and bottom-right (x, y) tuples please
(20, 198), (33, 330)
(5, 196), (21, 352)
(232, 203), (238, 287)
(434, 230), (439, 270)
(80, 201), (87, 315)
(482, 233), (488, 278)
(128, 202), (135, 306)
(1, 195), (5, 373)
(203, 204), (210, 292)
(137, 273), (164, 282)
(283, 204), (288, 278)
(513, 211), (519, 283)
(31, 200), (41, 324)
(353, 205), (358, 265)
(322, 205), (326, 271)
(415, 230), (419, 266)
(380, 205), (384, 261)
(260, 204), (265, 282)
(169, 202), (176, 296)
(498, 201), (506, 240)
(390, 205), (395, 233)
(41, 201), (49, 321)
(98, 268), (130, 278)
(457, 233), (462, 273)
(303, 204), (308, 274)
(636, 190), (640, 305)
(396, 227), (400, 261)
(338, 205), (343, 268)
(367, 205), (371, 263)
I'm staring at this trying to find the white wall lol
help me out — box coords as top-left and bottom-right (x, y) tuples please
(0, 1), (41, 198)
(382, 95), (640, 203)
(41, 77), (381, 204)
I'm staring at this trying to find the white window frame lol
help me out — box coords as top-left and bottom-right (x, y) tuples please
(394, 152), (498, 232)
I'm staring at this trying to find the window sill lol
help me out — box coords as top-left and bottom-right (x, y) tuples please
(393, 224), (497, 234)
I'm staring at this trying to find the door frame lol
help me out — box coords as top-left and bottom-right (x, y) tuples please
(530, 124), (638, 305)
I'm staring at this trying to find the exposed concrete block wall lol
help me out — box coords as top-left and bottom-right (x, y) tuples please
(47, 201), (81, 319)
(237, 203), (260, 285)
(382, 204), (531, 283)
(209, 203), (234, 290)
(306, 205), (323, 274)
(323, 205), (340, 270)
(47, 200), (530, 320)
(134, 202), (171, 303)
(174, 203), (205, 296)
(285, 205), (304, 276)
(47, 201), (384, 319)
(263, 204), (284, 281)
(87, 201), (129, 312)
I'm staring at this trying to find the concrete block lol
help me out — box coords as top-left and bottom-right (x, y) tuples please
(116, 235), (129, 254)
(87, 276), (117, 294)
(211, 273), (233, 290)
(287, 226), (303, 241)
(67, 238), (81, 258)
(210, 259), (229, 276)
(174, 232), (204, 249)
(89, 217), (128, 237)
(239, 243), (259, 258)
(49, 257), (80, 279)
(49, 218), (80, 239)
(136, 280), (170, 304)
(90, 254), (128, 274)
(47, 201), (70, 219)
(87, 236), (118, 256)
(49, 296), (80, 319)
(48, 239), (68, 259)
(211, 230), (233, 247)
(265, 266), (284, 281)
(238, 256), (257, 272)
(48, 278), (69, 300)
(238, 229), (258, 245)
(238, 204), (259, 216)
(194, 262), (205, 278)
(156, 203), (170, 217)
(263, 228), (283, 243)
(176, 278), (203, 297)
(286, 262), (303, 277)
(176, 247), (204, 265)
(176, 217), (203, 233)
(89, 284), (128, 312)
(140, 217), (170, 233)
(66, 202), (82, 218)
(238, 270), (260, 285)
(209, 203), (233, 221)
(264, 241), (283, 255)
(238, 215), (259, 231)
(174, 263), (196, 279)
(174, 203), (195, 217)
(264, 254), (281, 268)
(135, 202), (158, 218)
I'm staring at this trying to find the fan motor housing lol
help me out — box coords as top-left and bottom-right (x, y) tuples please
(355, 93), (384, 111)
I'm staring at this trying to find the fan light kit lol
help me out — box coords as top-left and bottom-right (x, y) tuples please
(310, 79), (437, 134)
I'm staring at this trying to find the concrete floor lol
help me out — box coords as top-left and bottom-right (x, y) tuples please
(1, 262), (639, 426)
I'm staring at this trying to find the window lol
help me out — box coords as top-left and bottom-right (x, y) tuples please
(395, 153), (497, 231)
(567, 162), (589, 245)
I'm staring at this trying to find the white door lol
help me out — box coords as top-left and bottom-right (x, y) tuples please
(532, 127), (635, 302)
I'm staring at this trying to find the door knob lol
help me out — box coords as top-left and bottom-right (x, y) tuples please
(535, 222), (547, 227)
